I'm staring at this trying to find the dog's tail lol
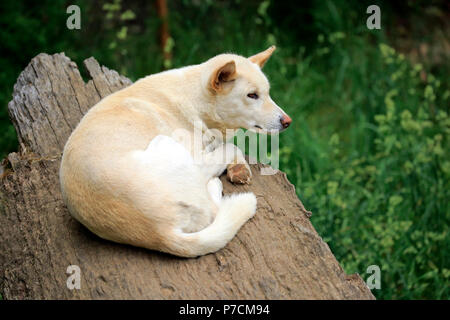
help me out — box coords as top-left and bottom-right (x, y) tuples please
(163, 192), (257, 258)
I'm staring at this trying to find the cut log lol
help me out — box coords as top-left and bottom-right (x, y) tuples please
(0, 53), (374, 299)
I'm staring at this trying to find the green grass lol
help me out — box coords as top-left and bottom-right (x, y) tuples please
(267, 10), (450, 298)
(277, 41), (449, 299)
(0, 0), (448, 299)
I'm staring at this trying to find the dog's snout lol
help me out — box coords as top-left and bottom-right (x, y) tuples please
(280, 114), (292, 128)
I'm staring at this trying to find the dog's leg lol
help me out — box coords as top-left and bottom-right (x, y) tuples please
(200, 143), (240, 178)
(201, 143), (251, 184)
(207, 177), (223, 207)
(226, 146), (252, 185)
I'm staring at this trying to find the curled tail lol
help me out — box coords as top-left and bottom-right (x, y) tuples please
(163, 192), (257, 258)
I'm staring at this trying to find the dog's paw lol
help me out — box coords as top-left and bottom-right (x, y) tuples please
(227, 163), (252, 184)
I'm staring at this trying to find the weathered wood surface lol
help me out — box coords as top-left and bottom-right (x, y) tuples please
(0, 53), (374, 299)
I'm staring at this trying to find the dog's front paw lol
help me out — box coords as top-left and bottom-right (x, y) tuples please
(227, 163), (252, 184)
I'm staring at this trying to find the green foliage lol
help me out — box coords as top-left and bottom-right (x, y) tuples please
(0, 0), (448, 299)
(282, 41), (449, 299)
(0, 0), (84, 159)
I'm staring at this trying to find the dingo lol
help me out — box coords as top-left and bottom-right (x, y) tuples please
(60, 46), (291, 257)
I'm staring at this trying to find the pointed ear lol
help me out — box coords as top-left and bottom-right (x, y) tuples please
(248, 45), (276, 68)
(210, 60), (236, 92)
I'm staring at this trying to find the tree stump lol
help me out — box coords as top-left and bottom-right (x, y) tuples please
(0, 53), (375, 299)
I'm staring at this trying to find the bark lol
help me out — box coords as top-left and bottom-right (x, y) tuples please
(0, 53), (375, 300)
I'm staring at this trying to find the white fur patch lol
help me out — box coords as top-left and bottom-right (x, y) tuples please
(145, 135), (193, 166)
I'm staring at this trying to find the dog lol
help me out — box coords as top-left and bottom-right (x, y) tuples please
(60, 46), (292, 257)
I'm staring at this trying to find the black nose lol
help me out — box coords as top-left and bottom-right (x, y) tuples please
(280, 114), (292, 128)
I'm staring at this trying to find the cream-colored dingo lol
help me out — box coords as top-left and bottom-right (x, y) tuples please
(60, 46), (292, 257)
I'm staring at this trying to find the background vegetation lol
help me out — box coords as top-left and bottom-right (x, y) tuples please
(1, 0), (448, 299)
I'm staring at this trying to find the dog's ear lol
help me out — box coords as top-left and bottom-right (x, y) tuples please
(210, 61), (236, 92)
(248, 46), (276, 68)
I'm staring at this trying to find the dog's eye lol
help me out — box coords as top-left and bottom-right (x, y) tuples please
(247, 93), (259, 99)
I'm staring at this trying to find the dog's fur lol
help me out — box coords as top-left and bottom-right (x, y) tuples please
(60, 46), (291, 257)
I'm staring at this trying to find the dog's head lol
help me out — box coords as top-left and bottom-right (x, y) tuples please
(203, 46), (291, 133)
